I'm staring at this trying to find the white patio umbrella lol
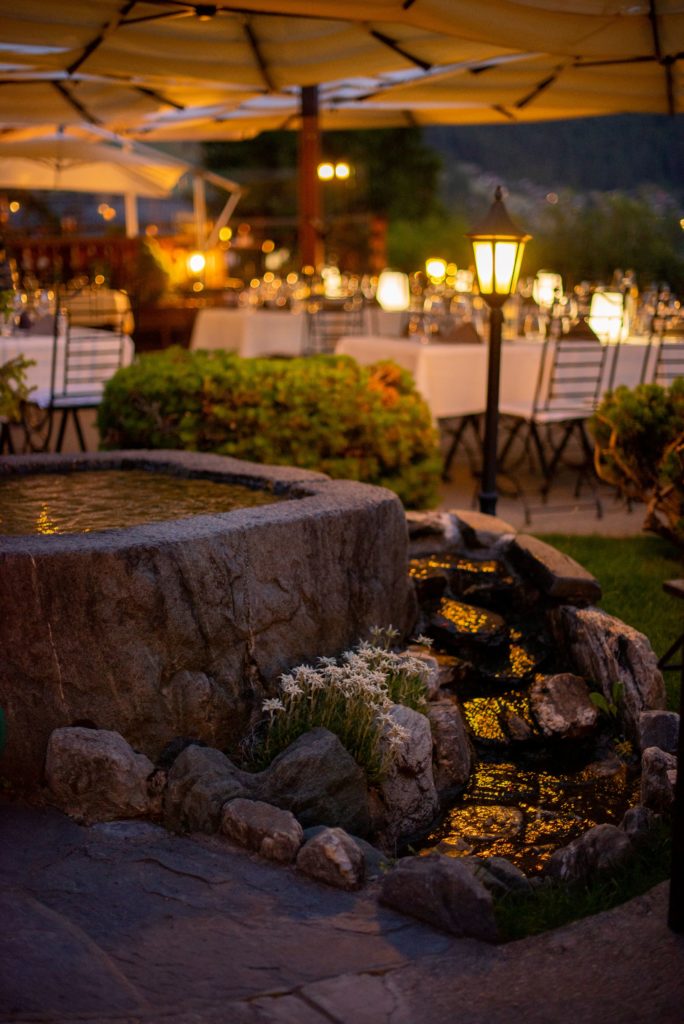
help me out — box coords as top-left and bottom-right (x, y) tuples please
(0, 129), (242, 239)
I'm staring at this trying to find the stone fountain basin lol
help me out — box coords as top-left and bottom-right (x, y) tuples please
(0, 450), (414, 789)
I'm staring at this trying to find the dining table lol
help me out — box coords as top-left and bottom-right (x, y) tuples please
(189, 305), (407, 358)
(334, 334), (656, 421)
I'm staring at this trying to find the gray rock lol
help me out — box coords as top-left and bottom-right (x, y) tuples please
(164, 744), (253, 833)
(221, 798), (303, 863)
(530, 673), (599, 740)
(160, 671), (233, 749)
(427, 700), (473, 794)
(640, 746), (677, 814)
(258, 728), (372, 836)
(619, 804), (657, 844)
(510, 534), (602, 605)
(502, 710), (535, 743)
(546, 823), (633, 883)
(450, 509), (517, 549)
(379, 854), (498, 941)
(375, 705), (439, 847)
(406, 510), (461, 557)
(0, 451), (414, 791)
(549, 606), (666, 734)
(45, 727), (154, 825)
(638, 710), (680, 755)
(303, 826), (388, 881)
(296, 827), (365, 890)
(463, 856), (532, 896)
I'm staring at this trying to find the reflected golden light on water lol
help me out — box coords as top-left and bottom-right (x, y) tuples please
(35, 505), (58, 535)
(440, 598), (495, 634)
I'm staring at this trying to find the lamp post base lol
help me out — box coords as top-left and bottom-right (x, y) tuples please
(478, 489), (498, 516)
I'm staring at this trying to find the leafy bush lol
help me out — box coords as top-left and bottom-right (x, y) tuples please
(246, 628), (430, 780)
(0, 355), (34, 421)
(590, 379), (684, 548)
(98, 347), (442, 508)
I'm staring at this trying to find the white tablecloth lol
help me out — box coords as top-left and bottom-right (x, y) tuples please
(190, 307), (307, 357)
(0, 327), (135, 407)
(335, 335), (654, 420)
(335, 336), (488, 419)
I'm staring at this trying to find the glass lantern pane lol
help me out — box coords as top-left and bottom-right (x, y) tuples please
(473, 241), (494, 294)
(494, 241), (519, 294)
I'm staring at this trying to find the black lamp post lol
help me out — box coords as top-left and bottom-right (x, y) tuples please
(467, 187), (531, 516)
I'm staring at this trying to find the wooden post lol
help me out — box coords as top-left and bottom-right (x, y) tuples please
(298, 85), (323, 271)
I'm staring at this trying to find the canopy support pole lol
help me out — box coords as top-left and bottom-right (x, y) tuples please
(298, 85), (323, 271)
(124, 191), (139, 238)
(193, 173), (207, 250)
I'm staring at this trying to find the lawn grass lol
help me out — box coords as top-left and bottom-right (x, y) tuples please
(495, 821), (671, 942)
(535, 533), (683, 710)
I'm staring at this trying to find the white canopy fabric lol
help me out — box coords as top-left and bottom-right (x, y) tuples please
(0, 135), (189, 197)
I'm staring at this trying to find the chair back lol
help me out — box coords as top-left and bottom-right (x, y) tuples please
(646, 317), (684, 386)
(305, 298), (364, 354)
(533, 336), (608, 418)
(52, 315), (128, 404)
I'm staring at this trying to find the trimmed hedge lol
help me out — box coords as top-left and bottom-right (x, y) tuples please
(98, 348), (442, 508)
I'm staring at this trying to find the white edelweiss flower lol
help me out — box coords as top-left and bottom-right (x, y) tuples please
(414, 634), (434, 648)
(280, 678), (303, 697)
(262, 698), (285, 715)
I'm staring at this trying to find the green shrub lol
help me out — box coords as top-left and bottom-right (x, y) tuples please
(0, 355), (34, 421)
(590, 379), (684, 548)
(98, 347), (442, 508)
(245, 628), (430, 780)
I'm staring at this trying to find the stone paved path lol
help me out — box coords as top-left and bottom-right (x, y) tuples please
(1, 802), (683, 1024)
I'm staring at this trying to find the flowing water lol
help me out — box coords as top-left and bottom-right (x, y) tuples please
(0, 469), (284, 536)
(410, 553), (637, 873)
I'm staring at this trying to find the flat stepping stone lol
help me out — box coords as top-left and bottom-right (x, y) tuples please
(508, 534), (602, 605)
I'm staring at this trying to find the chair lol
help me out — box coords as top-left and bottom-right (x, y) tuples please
(497, 335), (609, 512)
(304, 298), (364, 354)
(21, 302), (129, 453)
(640, 316), (684, 386)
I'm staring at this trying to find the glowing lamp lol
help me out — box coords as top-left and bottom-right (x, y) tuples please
(317, 162), (335, 181)
(466, 187), (531, 517)
(376, 270), (410, 311)
(588, 291), (625, 343)
(533, 270), (563, 309)
(425, 258), (447, 283)
(322, 265), (343, 298)
(467, 187), (530, 308)
(187, 252), (206, 275)
(334, 162), (351, 180)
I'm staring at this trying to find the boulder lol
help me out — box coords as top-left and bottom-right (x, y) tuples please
(638, 710), (680, 755)
(303, 826), (388, 881)
(406, 510), (461, 557)
(164, 744), (254, 833)
(463, 856), (532, 896)
(509, 534), (602, 605)
(375, 705), (439, 847)
(529, 673), (599, 740)
(296, 827), (365, 890)
(427, 700), (473, 794)
(640, 746), (677, 814)
(221, 798), (303, 863)
(619, 804), (657, 844)
(379, 854), (498, 941)
(549, 606), (666, 734)
(160, 671), (233, 749)
(546, 823), (633, 883)
(450, 510), (517, 550)
(258, 728), (371, 836)
(45, 727), (154, 825)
